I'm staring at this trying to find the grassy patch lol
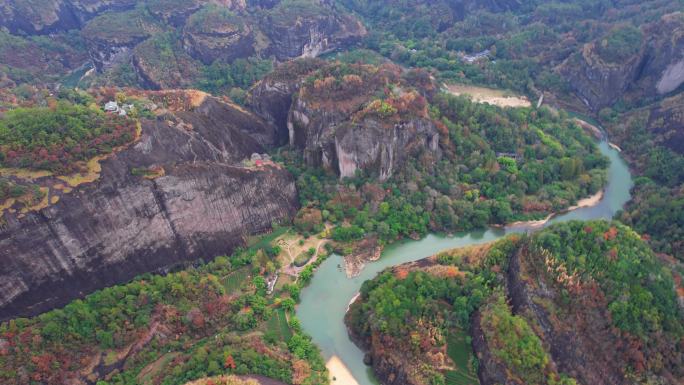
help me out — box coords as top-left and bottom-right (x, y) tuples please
(57, 155), (103, 187)
(0, 167), (52, 180)
(293, 251), (313, 267)
(247, 225), (290, 252)
(224, 268), (250, 293)
(445, 331), (479, 385)
(131, 166), (165, 179)
(136, 352), (180, 385)
(265, 308), (292, 342)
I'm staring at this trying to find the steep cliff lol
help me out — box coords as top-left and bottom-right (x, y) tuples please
(82, 9), (158, 72)
(347, 222), (684, 385)
(258, 61), (441, 180)
(0, 91), (297, 320)
(0, 0), (137, 35)
(182, 4), (256, 65)
(503, 242), (626, 385)
(259, 0), (366, 61)
(247, 58), (324, 145)
(560, 12), (684, 111)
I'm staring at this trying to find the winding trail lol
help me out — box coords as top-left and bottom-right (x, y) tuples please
(297, 139), (633, 385)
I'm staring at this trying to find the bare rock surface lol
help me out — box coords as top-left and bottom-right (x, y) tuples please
(0, 94), (297, 320)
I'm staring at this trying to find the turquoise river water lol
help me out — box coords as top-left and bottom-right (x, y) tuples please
(297, 139), (633, 385)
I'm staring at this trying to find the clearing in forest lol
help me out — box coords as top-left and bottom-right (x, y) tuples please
(445, 84), (531, 108)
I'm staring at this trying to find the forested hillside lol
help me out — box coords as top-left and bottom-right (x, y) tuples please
(269, 60), (607, 246)
(347, 220), (684, 385)
(0, 1), (683, 385)
(0, 242), (328, 385)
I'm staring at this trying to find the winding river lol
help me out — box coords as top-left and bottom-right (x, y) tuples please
(297, 139), (633, 385)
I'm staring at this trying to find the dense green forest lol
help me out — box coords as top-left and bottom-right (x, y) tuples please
(337, 0), (679, 95)
(0, 239), (329, 385)
(1, 1), (683, 385)
(610, 114), (684, 260)
(278, 73), (607, 243)
(347, 220), (684, 385)
(533, 221), (683, 341)
(324, 0), (684, 262)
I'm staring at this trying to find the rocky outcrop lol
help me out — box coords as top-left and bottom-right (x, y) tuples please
(182, 20), (255, 65)
(132, 36), (202, 90)
(260, 6), (367, 61)
(0, 93), (297, 320)
(82, 10), (156, 72)
(560, 12), (684, 111)
(288, 93), (440, 180)
(0, 0), (137, 35)
(247, 58), (324, 145)
(559, 43), (646, 111)
(251, 60), (442, 180)
(504, 244), (627, 385)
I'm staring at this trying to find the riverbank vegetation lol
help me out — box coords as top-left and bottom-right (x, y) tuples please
(346, 220), (684, 385)
(277, 88), (607, 247)
(608, 110), (684, 261)
(333, 0), (683, 266)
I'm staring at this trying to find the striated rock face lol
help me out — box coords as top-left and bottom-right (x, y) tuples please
(504, 244), (626, 385)
(182, 20), (255, 65)
(289, 98), (440, 180)
(0, 0), (136, 35)
(288, 92), (440, 180)
(559, 43), (646, 111)
(252, 61), (441, 180)
(260, 7), (367, 61)
(0, 92), (297, 320)
(247, 58), (324, 145)
(560, 12), (684, 111)
(332, 117), (440, 180)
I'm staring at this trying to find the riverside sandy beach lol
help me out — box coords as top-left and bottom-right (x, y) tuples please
(507, 190), (605, 229)
(327, 356), (360, 385)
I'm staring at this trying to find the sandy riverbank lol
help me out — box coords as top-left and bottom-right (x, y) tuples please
(608, 142), (622, 152)
(445, 84), (531, 108)
(568, 189), (603, 211)
(347, 292), (360, 313)
(507, 190), (604, 229)
(327, 356), (360, 385)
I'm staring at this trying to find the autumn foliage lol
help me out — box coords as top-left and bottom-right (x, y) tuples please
(0, 102), (137, 173)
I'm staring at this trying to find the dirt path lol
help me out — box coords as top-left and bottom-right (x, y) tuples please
(281, 239), (328, 276)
